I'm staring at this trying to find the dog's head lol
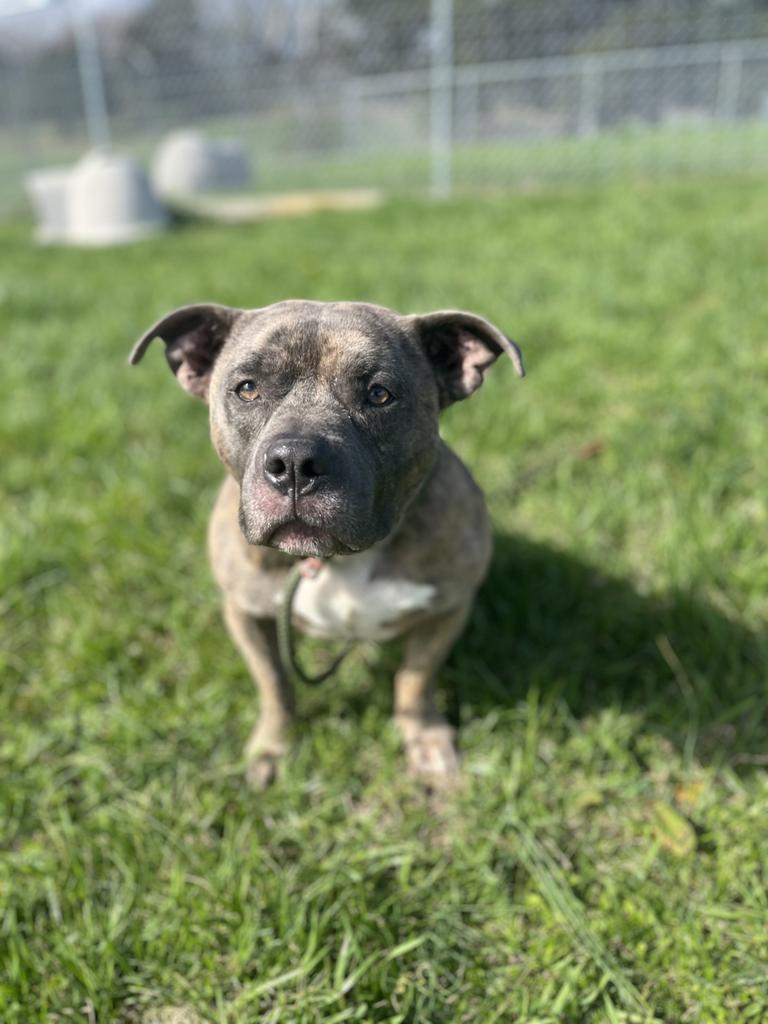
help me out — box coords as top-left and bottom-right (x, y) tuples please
(131, 300), (524, 557)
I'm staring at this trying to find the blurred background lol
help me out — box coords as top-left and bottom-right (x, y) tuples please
(3, 0), (768, 219)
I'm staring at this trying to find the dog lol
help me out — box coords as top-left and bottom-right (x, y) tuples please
(131, 301), (524, 788)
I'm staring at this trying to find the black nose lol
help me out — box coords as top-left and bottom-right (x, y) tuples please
(263, 435), (332, 496)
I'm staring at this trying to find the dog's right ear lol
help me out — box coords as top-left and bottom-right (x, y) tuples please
(129, 303), (241, 400)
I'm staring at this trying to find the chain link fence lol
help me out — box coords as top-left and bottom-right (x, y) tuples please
(2, 0), (768, 217)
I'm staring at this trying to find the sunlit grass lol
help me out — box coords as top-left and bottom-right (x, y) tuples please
(2, 176), (768, 1022)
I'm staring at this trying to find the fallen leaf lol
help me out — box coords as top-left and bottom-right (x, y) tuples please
(651, 801), (697, 857)
(675, 780), (706, 808)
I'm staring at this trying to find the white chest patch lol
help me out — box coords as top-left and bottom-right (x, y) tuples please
(292, 550), (437, 641)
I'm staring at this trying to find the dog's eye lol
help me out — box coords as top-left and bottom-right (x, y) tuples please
(367, 384), (393, 407)
(235, 380), (259, 402)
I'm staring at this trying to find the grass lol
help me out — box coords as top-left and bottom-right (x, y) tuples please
(2, 176), (768, 1022)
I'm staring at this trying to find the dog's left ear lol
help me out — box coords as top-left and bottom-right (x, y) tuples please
(408, 310), (524, 408)
(129, 302), (241, 400)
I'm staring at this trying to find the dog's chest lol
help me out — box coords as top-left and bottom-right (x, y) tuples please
(292, 550), (436, 641)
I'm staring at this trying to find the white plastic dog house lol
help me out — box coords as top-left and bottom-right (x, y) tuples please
(67, 151), (167, 245)
(24, 167), (73, 244)
(25, 151), (167, 246)
(151, 130), (251, 197)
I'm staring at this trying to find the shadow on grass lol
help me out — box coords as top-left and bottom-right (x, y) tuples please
(297, 531), (765, 769)
(441, 532), (767, 767)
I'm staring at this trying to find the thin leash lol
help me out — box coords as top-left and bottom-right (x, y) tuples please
(276, 558), (353, 686)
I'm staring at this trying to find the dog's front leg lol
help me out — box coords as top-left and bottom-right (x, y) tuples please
(394, 604), (470, 786)
(223, 598), (295, 789)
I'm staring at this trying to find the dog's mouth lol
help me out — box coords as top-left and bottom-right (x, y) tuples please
(268, 520), (348, 558)
(238, 469), (376, 557)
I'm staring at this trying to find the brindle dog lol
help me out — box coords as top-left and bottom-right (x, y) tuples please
(131, 301), (524, 788)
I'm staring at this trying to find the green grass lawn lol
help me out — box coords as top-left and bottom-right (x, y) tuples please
(2, 177), (768, 1023)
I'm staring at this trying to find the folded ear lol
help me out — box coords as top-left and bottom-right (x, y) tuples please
(408, 310), (525, 408)
(129, 302), (241, 399)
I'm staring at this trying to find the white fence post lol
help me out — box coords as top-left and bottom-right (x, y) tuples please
(430, 0), (454, 198)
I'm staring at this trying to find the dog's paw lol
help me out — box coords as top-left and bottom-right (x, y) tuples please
(396, 716), (460, 788)
(244, 724), (291, 791)
(245, 752), (282, 790)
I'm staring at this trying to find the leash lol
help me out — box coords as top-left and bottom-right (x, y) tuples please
(276, 558), (353, 687)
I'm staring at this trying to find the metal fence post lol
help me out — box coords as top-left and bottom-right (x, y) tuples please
(340, 80), (364, 153)
(716, 43), (743, 121)
(69, 0), (111, 148)
(430, 0), (454, 198)
(577, 56), (603, 137)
